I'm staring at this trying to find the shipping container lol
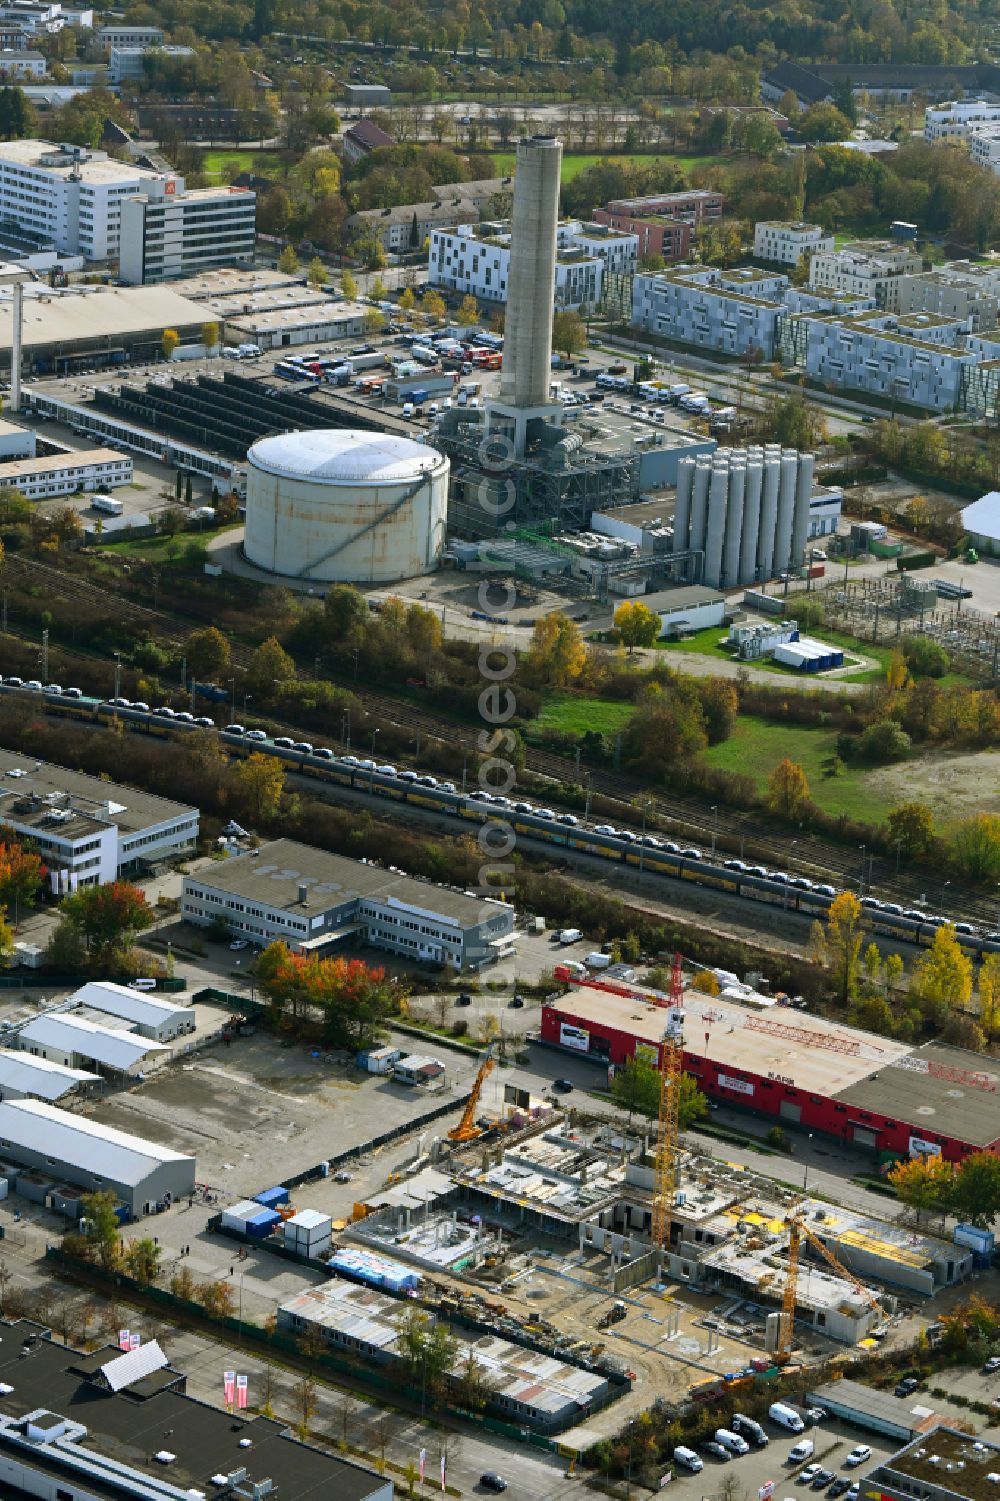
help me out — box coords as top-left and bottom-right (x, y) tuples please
(255, 1185), (290, 1209)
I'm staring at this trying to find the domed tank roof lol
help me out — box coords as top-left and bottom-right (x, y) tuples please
(248, 429), (444, 485)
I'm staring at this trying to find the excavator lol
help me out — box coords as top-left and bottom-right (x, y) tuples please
(447, 1044), (496, 1143)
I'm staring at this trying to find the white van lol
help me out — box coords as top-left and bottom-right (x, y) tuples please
(770, 1402), (805, 1434)
(715, 1429), (750, 1457)
(673, 1448), (703, 1473)
(129, 978), (157, 991)
(787, 1440), (815, 1465)
(585, 951), (611, 970)
(557, 928), (582, 944)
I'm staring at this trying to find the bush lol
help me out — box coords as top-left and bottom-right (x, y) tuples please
(901, 634), (949, 678)
(857, 719), (911, 763)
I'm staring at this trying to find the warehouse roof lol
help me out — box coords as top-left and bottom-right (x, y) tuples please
(0, 747), (197, 838)
(69, 981), (190, 1030)
(0, 1325), (387, 1501)
(0, 285), (206, 356)
(962, 491), (1000, 542)
(0, 1099), (191, 1185)
(806, 1379), (944, 1439)
(636, 585), (727, 613)
(547, 987), (911, 1093)
(832, 1042), (1000, 1147)
(0, 1050), (98, 1101)
(17, 1014), (168, 1071)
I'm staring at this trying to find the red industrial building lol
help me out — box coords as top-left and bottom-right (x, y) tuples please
(541, 984), (1000, 1164)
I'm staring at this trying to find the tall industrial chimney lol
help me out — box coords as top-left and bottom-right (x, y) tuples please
(499, 135), (561, 410)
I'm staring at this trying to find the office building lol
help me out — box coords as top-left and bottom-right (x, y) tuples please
(0, 1325), (392, 1500)
(631, 265), (789, 359)
(865, 1427), (1000, 1501)
(791, 309), (976, 412)
(924, 99), (1000, 141)
(894, 260), (1000, 328)
(0, 48), (43, 76)
(119, 176), (256, 284)
(807, 240), (923, 311)
(0, 444), (131, 498)
(108, 42), (193, 83)
(0, 139), (157, 259)
(182, 837), (516, 971)
(0, 1098), (194, 1214)
(753, 220), (833, 266)
(0, 748), (199, 887)
(96, 22), (162, 48)
(968, 124), (1000, 173)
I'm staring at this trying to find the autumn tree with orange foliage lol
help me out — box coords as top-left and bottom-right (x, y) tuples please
(256, 942), (404, 1047)
(0, 833), (45, 925)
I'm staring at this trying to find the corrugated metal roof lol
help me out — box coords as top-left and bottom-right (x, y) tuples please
(18, 1013), (168, 1070)
(962, 491), (1000, 541)
(0, 1098), (193, 1186)
(70, 981), (190, 1029)
(0, 1049), (98, 1100)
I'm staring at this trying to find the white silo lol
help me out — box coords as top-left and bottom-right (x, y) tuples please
(704, 459), (728, 588)
(674, 459), (693, 552)
(688, 456), (711, 556)
(790, 452), (815, 568)
(774, 450), (799, 574)
(757, 446), (781, 580)
(740, 446), (763, 585)
(722, 454), (746, 588)
(243, 429), (449, 584)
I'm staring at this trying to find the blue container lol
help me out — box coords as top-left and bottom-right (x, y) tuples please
(255, 1186), (290, 1209)
(244, 1208), (282, 1239)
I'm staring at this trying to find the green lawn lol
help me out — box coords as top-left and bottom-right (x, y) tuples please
(491, 151), (720, 183)
(200, 150), (282, 184)
(656, 623), (890, 684)
(98, 523), (239, 560)
(702, 715), (889, 824)
(535, 693), (635, 736)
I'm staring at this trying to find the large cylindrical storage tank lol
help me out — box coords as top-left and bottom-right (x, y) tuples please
(244, 429), (449, 584)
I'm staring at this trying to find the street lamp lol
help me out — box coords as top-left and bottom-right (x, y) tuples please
(710, 805), (718, 857)
(626, 1418), (636, 1501)
(859, 843), (867, 895)
(803, 1133), (814, 1193)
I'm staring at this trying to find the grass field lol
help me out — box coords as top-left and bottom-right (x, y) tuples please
(535, 693), (635, 736)
(200, 150), (282, 184)
(99, 524), (238, 561)
(656, 624), (891, 683)
(702, 715), (888, 824)
(490, 151), (719, 183)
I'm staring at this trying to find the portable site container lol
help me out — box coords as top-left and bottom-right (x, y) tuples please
(222, 1198), (266, 1232)
(284, 1208), (333, 1256)
(254, 1185), (290, 1209)
(329, 1247), (421, 1291)
(245, 1208), (282, 1240)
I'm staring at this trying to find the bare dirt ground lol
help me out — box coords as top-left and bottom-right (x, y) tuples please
(867, 747), (1000, 826)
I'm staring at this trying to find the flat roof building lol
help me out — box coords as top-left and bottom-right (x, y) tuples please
(0, 139), (159, 260)
(0, 444), (132, 499)
(0, 1098), (194, 1214)
(0, 747), (198, 887)
(753, 220), (834, 266)
(182, 837), (515, 972)
(864, 1426), (1000, 1501)
(119, 176), (256, 286)
(0, 282), (212, 375)
(17, 1012), (169, 1074)
(0, 1322), (393, 1501)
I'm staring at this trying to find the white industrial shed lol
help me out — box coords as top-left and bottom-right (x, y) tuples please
(0, 1098), (196, 1216)
(17, 1012), (168, 1074)
(0, 1050), (100, 1103)
(961, 492), (1000, 555)
(70, 981), (195, 1042)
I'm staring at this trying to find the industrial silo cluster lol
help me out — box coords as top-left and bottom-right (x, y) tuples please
(673, 445), (815, 590)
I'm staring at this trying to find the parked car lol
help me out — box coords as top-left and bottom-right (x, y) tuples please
(829, 1480), (852, 1497)
(480, 1475), (508, 1493)
(799, 1466), (822, 1484)
(895, 1377), (920, 1397)
(844, 1447), (871, 1469)
(553, 1078), (574, 1093)
(811, 1471), (835, 1490)
(983, 1357), (1000, 1374)
(700, 1442), (732, 1463)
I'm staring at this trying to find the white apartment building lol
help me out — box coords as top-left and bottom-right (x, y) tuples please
(968, 124), (1000, 174)
(0, 48), (44, 76)
(0, 445), (132, 498)
(807, 239), (923, 311)
(924, 100), (1000, 141)
(429, 218), (636, 310)
(119, 176), (256, 284)
(895, 262), (1000, 329)
(792, 309), (976, 412)
(0, 139), (157, 260)
(631, 264), (789, 358)
(754, 220), (833, 266)
(108, 42), (193, 83)
(96, 22), (162, 48)
(0, 751), (199, 889)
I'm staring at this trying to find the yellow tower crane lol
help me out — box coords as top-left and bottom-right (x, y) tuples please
(651, 954), (685, 1253)
(776, 1209), (885, 1362)
(448, 1045), (496, 1144)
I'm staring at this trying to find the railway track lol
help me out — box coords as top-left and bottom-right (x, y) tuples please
(4, 555), (996, 930)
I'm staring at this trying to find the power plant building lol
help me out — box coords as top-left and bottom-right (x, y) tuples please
(243, 429), (449, 584)
(673, 445), (815, 588)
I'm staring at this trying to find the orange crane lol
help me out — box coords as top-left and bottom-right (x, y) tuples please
(448, 1045), (496, 1143)
(651, 954), (685, 1253)
(776, 1209), (885, 1362)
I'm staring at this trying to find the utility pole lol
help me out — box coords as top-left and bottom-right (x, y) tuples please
(40, 629), (48, 682)
(113, 651), (122, 704)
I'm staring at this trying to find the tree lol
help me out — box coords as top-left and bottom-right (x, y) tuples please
(420, 288), (446, 323)
(886, 802), (937, 862)
(246, 635), (296, 696)
(456, 292), (480, 326)
(797, 101), (854, 141)
(911, 923), (973, 1014)
(161, 328), (179, 360)
(362, 308), (386, 335)
(552, 309), (586, 359)
(953, 1152), (1000, 1229)
(979, 953), (1000, 1036)
(768, 758), (811, 819)
(951, 814), (1000, 883)
(60, 881), (153, 968)
(198, 1279), (235, 1319)
(614, 600), (660, 652)
(820, 891), (864, 1004)
(0, 838), (45, 922)
(857, 719), (911, 763)
(888, 1154), (955, 1224)
(256, 942), (401, 1046)
(622, 683), (709, 778)
(200, 321), (220, 353)
(611, 1054), (660, 1119)
(233, 753), (286, 821)
(324, 583), (368, 639)
(186, 625), (231, 682)
(678, 1072), (709, 1130)
(526, 612), (587, 687)
(123, 1237), (161, 1287)
(79, 1190), (121, 1271)
(0, 85), (37, 140)
(396, 1305), (457, 1407)
(901, 634), (949, 678)
(278, 244), (300, 273)
(341, 270), (358, 302)
(406, 602), (442, 655)
(307, 256), (328, 287)
(185, 474), (193, 506)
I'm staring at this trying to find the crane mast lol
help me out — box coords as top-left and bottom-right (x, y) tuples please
(651, 954), (685, 1254)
